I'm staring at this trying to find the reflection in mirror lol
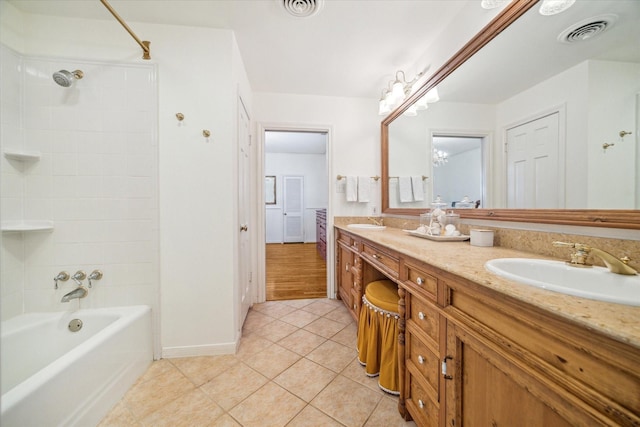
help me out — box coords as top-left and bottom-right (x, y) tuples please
(432, 136), (484, 208)
(382, 0), (640, 227)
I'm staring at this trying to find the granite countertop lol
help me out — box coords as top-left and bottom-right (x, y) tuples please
(336, 225), (640, 350)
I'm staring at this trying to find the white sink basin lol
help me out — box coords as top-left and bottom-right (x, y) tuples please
(347, 223), (386, 231)
(485, 258), (640, 306)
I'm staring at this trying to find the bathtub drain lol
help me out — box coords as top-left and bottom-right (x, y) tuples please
(68, 319), (83, 332)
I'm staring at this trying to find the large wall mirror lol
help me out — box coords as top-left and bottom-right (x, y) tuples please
(382, 0), (640, 229)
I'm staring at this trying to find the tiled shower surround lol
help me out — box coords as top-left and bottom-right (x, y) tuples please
(0, 44), (159, 321)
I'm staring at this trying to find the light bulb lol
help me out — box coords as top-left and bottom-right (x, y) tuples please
(539, 0), (575, 16)
(425, 87), (440, 103)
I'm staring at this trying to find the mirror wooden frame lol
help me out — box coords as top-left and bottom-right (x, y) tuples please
(381, 0), (640, 230)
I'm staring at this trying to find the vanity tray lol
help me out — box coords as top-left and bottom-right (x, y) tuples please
(402, 229), (470, 242)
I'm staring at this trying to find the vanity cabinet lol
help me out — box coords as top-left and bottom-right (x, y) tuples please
(336, 229), (361, 321)
(335, 226), (640, 427)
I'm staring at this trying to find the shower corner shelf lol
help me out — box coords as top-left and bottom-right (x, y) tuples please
(1, 221), (54, 232)
(3, 149), (42, 162)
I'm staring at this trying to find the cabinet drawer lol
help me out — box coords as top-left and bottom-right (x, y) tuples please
(408, 332), (440, 395)
(362, 242), (399, 277)
(336, 230), (352, 246)
(406, 373), (439, 427)
(404, 261), (438, 301)
(408, 294), (439, 347)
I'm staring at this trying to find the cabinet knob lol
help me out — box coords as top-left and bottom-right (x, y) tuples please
(417, 277), (424, 285)
(418, 399), (425, 409)
(353, 304), (357, 310)
(346, 263), (350, 271)
(418, 355), (425, 364)
(373, 253), (382, 260)
(418, 311), (425, 320)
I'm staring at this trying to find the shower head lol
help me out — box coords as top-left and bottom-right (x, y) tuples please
(52, 69), (84, 87)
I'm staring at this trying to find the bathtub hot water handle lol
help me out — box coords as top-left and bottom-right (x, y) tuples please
(54, 271), (70, 289)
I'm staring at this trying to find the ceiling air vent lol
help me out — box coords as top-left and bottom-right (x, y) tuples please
(558, 14), (617, 43)
(281, 0), (323, 18)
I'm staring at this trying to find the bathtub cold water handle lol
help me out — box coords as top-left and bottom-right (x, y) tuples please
(72, 270), (87, 286)
(88, 270), (103, 288)
(54, 271), (70, 289)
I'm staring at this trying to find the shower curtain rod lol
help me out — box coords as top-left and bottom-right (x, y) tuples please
(100, 0), (151, 60)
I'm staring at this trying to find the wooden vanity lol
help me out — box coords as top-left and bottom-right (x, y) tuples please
(335, 226), (640, 427)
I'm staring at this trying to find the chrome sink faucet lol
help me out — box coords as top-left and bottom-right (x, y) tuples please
(552, 241), (637, 275)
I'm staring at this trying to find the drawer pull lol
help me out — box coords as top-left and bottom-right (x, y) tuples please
(418, 399), (425, 409)
(418, 311), (425, 320)
(441, 356), (453, 380)
(346, 263), (350, 271)
(416, 277), (424, 285)
(372, 254), (381, 259)
(353, 304), (357, 310)
(418, 355), (425, 364)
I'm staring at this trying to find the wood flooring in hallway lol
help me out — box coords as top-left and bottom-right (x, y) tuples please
(266, 243), (327, 301)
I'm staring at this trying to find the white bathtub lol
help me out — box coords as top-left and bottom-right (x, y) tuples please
(1, 305), (152, 427)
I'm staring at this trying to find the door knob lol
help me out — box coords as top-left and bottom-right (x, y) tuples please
(240, 225), (248, 232)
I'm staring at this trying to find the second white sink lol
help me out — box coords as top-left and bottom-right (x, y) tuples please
(485, 258), (640, 306)
(347, 223), (386, 231)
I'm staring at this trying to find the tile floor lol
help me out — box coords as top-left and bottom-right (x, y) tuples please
(98, 298), (417, 427)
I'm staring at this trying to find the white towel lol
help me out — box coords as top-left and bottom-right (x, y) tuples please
(411, 176), (424, 201)
(346, 176), (358, 202)
(398, 177), (413, 202)
(357, 176), (370, 202)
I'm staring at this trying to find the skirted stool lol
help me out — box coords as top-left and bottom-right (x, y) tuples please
(356, 279), (400, 395)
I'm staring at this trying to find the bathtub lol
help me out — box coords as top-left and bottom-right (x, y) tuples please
(1, 305), (152, 427)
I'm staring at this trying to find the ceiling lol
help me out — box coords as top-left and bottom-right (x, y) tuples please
(7, 0), (471, 99)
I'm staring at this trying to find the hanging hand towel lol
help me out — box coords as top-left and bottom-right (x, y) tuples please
(346, 176), (358, 202)
(357, 176), (370, 202)
(411, 176), (424, 202)
(398, 177), (414, 203)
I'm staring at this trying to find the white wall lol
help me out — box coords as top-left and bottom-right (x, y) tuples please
(265, 152), (327, 243)
(1, 3), (253, 357)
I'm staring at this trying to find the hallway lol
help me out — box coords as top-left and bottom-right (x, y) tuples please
(266, 243), (327, 300)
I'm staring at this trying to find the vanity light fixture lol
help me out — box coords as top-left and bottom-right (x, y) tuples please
(480, 0), (511, 10)
(539, 0), (575, 16)
(378, 69), (429, 115)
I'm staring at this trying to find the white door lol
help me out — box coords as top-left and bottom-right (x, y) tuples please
(506, 112), (561, 208)
(283, 175), (304, 242)
(237, 98), (252, 331)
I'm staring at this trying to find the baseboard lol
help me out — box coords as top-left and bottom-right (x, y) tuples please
(161, 341), (238, 358)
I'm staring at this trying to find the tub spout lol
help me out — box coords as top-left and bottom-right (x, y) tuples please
(61, 286), (88, 302)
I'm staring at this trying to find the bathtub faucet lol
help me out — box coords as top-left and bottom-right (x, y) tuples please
(61, 286), (88, 302)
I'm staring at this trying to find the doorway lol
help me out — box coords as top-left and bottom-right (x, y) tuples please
(263, 130), (328, 300)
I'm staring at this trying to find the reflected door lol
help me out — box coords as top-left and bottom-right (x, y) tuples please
(506, 113), (561, 208)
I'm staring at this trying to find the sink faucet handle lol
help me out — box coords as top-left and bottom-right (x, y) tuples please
(552, 241), (591, 266)
(54, 271), (70, 289)
(72, 270), (86, 285)
(87, 270), (103, 288)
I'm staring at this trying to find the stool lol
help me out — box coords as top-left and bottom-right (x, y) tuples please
(356, 279), (400, 395)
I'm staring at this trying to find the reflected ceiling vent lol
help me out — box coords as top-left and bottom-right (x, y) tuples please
(558, 14), (617, 43)
(281, 0), (323, 18)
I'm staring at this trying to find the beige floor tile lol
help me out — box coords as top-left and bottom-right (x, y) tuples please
(240, 343), (301, 379)
(324, 306), (356, 324)
(281, 298), (317, 308)
(123, 365), (195, 419)
(364, 395), (417, 427)
(134, 358), (175, 384)
(304, 316), (349, 339)
(243, 310), (276, 332)
(236, 333), (274, 358)
(341, 358), (385, 394)
(200, 362), (268, 411)
(286, 405), (344, 427)
(277, 329), (327, 356)
(229, 382), (306, 427)
(307, 340), (357, 373)
(211, 414), (242, 427)
(302, 300), (339, 316)
(311, 376), (382, 427)
(251, 301), (298, 318)
(251, 319), (300, 342)
(170, 355), (239, 386)
(97, 400), (141, 426)
(330, 322), (357, 348)
(280, 309), (320, 328)
(140, 388), (224, 427)
(274, 358), (337, 402)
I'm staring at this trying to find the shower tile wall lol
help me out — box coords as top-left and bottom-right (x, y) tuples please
(0, 44), (159, 320)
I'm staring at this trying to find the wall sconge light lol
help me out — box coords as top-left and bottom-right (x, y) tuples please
(539, 0), (575, 16)
(378, 69), (428, 115)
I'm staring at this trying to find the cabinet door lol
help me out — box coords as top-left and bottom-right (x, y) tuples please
(445, 322), (576, 427)
(337, 244), (354, 306)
